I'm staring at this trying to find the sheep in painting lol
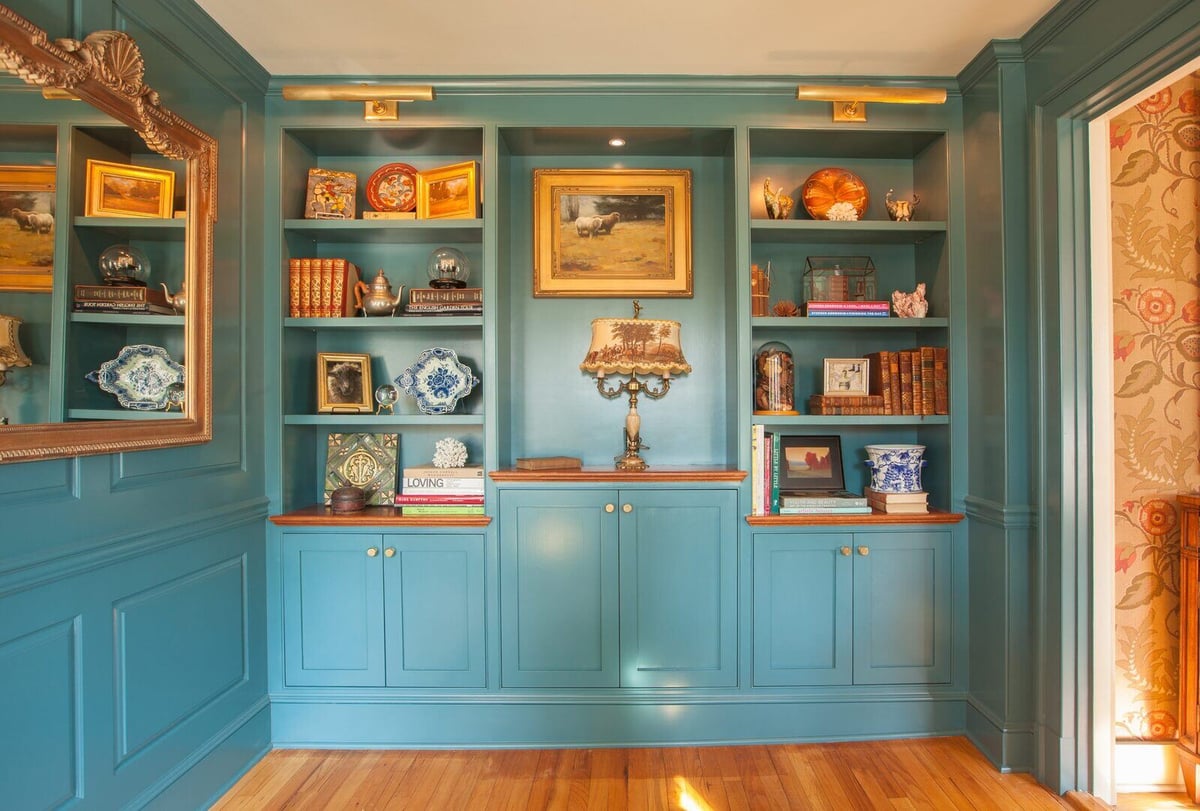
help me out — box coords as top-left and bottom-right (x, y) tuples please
(575, 215), (601, 237)
(594, 211), (621, 234)
(26, 212), (53, 234)
(10, 208), (36, 231)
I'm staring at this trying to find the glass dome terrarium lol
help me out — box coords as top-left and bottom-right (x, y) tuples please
(427, 246), (470, 289)
(98, 244), (151, 286)
(753, 340), (798, 415)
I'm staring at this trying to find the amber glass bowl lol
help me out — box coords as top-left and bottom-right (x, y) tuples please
(801, 168), (869, 220)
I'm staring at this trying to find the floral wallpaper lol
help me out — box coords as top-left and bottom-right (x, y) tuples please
(1110, 73), (1200, 741)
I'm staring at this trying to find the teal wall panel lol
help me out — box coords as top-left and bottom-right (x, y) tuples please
(0, 617), (80, 810)
(115, 556), (247, 762)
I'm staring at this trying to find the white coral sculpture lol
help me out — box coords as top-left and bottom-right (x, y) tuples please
(433, 436), (469, 468)
(825, 201), (859, 221)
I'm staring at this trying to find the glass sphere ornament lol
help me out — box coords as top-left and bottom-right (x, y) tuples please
(427, 246), (470, 289)
(374, 383), (399, 415)
(98, 244), (151, 286)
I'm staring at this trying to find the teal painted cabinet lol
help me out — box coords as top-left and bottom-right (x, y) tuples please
(753, 530), (951, 686)
(283, 532), (485, 688)
(500, 488), (738, 688)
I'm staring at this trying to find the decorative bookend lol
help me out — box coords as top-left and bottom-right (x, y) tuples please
(324, 432), (399, 506)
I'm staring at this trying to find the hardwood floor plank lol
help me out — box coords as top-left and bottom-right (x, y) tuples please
(214, 736), (1079, 810)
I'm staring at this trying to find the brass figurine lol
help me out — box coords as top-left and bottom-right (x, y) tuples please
(885, 189), (920, 222)
(763, 177), (794, 220)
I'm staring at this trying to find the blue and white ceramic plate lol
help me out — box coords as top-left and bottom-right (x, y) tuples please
(396, 347), (479, 415)
(85, 344), (185, 410)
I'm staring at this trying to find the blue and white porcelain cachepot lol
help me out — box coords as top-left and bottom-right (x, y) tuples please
(864, 444), (926, 493)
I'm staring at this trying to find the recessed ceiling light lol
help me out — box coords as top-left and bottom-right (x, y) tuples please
(608, 137), (626, 148)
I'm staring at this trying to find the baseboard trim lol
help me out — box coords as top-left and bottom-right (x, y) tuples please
(964, 699), (1035, 772)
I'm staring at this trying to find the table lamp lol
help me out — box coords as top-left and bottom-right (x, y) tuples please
(579, 301), (691, 471)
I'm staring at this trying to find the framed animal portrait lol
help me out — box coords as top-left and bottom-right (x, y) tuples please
(0, 165), (55, 292)
(316, 352), (373, 413)
(532, 168), (692, 297)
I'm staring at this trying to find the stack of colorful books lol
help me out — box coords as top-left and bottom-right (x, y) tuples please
(395, 465), (485, 515)
(805, 300), (891, 318)
(864, 487), (929, 514)
(779, 491), (872, 516)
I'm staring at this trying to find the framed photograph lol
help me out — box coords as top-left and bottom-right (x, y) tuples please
(532, 168), (692, 298)
(823, 357), (869, 396)
(305, 167), (356, 219)
(84, 159), (175, 219)
(779, 435), (846, 493)
(416, 160), (479, 220)
(0, 165), (55, 292)
(316, 352), (373, 413)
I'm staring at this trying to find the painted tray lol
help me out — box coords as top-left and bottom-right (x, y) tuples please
(365, 162), (418, 212)
(85, 344), (185, 410)
(396, 347), (479, 415)
(801, 167), (869, 220)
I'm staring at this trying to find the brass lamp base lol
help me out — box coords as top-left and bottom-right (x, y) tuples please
(615, 428), (649, 471)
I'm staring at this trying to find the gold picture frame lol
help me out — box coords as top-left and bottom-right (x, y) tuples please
(416, 160), (479, 220)
(84, 159), (175, 218)
(317, 352), (373, 413)
(0, 165), (55, 292)
(533, 168), (692, 297)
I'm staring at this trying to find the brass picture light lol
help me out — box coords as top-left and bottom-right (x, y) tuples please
(796, 84), (948, 123)
(280, 84), (436, 121)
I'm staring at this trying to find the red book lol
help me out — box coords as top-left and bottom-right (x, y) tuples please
(394, 493), (485, 505)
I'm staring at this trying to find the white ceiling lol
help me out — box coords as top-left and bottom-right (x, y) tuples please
(191, 0), (1060, 79)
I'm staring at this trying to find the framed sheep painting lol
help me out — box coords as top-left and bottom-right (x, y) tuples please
(532, 168), (693, 297)
(0, 165), (55, 292)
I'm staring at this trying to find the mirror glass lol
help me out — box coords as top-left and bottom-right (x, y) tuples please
(0, 4), (214, 461)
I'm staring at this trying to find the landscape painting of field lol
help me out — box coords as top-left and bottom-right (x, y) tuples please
(0, 165), (55, 291)
(533, 169), (692, 297)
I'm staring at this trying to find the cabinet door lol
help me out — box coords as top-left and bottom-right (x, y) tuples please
(282, 533), (385, 687)
(619, 489), (738, 687)
(383, 534), (486, 688)
(500, 490), (619, 687)
(752, 533), (853, 686)
(852, 531), (952, 685)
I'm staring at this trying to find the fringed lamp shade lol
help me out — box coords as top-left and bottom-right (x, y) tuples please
(0, 314), (31, 384)
(579, 317), (691, 378)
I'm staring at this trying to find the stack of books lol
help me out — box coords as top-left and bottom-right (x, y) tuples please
(864, 487), (929, 514)
(395, 465), (485, 515)
(863, 347), (948, 416)
(405, 287), (482, 316)
(749, 424), (778, 515)
(805, 300), (891, 318)
(808, 394), (886, 415)
(287, 257), (361, 318)
(779, 491), (872, 515)
(73, 284), (175, 315)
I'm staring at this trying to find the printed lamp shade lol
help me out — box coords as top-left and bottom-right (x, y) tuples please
(579, 317), (691, 378)
(0, 314), (32, 376)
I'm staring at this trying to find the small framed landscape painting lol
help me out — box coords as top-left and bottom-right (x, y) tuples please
(84, 159), (175, 219)
(416, 160), (479, 220)
(779, 435), (846, 494)
(532, 168), (692, 297)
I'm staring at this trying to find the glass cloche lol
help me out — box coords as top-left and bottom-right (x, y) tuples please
(753, 341), (798, 415)
(427, 246), (470, 289)
(98, 244), (151, 286)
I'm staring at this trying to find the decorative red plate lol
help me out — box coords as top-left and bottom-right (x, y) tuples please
(365, 162), (418, 212)
(801, 168), (869, 220)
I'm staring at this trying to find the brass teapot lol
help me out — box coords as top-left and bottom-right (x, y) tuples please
(160, 281), (187, 314)
(354, 268), (405, 317)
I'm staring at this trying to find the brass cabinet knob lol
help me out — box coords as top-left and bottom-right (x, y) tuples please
(605, 503), (615, 513)
(622, 504), (633, 513)
(384, 547), (396, 558)
(367, 547), (379, 557)
(841, 546), (852, 556)
(858, 545), (870, 556)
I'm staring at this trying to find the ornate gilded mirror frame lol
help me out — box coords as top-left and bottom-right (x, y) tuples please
(0, 5), (214, 462)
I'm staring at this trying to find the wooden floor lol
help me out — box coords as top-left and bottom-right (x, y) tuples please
(212, 736), (1086, 810)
